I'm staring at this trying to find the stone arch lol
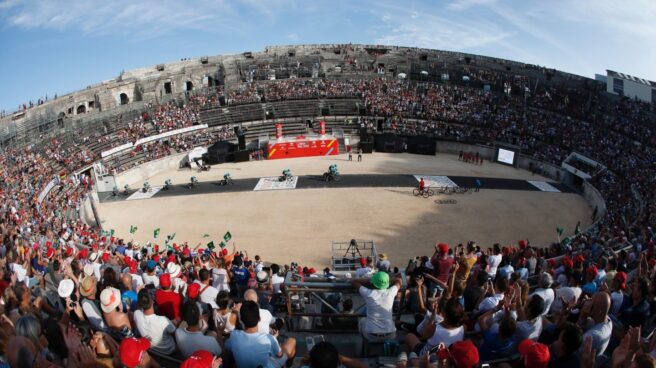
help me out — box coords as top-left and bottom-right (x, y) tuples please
(76, 104), (86, 114)
(185, 81), (193, 91)
(119, 93), (129, 105)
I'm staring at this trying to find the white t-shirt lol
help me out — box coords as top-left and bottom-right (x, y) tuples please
(581, 318), (613, 356)
(551, 287), (582, 314)
(516, 317), (543, 341)
(478, 293), (504, 312)
(10, 263), (27, 283)
(173, 277), (187, 295)
(195, 281), (219, 309)
(487, 254), (502, 277)
(258, 308), (274, 334)
(133, 310), (176, 353)
(530, 288), (555, 316)
(130, 273), (144, 291)
(175, 327), (222, 359)
(359, 285), (399, 334)
(355, 267), (374, 278)
(271, 274), (285, 294)
(610, 291), (624, 316)
(142, 273), (159, 288)
(211, 268), (230, 291)
(81, 298), (107, 331)
(424, 324), (464, 353)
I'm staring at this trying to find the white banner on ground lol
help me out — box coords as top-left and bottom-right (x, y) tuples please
(527, 181), (561, 193)
(254, 177), (298, 191)
(101, 143), (134, 158)
(413, 175), (458, 188)
(134, 124), (208, 146)
(126, 186), (163, 201)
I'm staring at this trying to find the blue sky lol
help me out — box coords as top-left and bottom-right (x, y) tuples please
(0, 0), (655, 113)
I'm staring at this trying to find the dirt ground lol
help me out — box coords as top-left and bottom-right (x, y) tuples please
(98, 153), (591, 268)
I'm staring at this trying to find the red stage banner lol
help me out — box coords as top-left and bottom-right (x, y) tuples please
(267, 139), (339, 160)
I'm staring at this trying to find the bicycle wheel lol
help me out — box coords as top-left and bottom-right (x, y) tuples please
(426, 189), (434, 197)
(422, 190), (430, 198)
(413, 188), (421, 196)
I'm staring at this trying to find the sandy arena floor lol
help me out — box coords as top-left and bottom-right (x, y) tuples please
(98, 153), (592, 268)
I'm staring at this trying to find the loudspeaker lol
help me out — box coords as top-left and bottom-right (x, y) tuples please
(234, 150), (250, 162)
(238, 135), (246, 150)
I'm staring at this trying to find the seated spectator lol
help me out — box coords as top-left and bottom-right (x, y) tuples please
(119, 337), (157, 368)
(175, 301), (222, 358)
(376, 253), (391, 273)
(225, 300), (296, 368)
(155, 273), (182, 321)
(518, 339), (550, 368)
(609, 271), (626, 316)
(445, 340), (480, 368)
(142, 260), (159, 288)
(270, 264), (285, 294)
(120, 273), (138, 311)
(530, 272), (555, 316)
(479, 313), (517, 361)
(351, 271), (401, 342)
(244, 288), (274, 333)
(355, 257), (374, 278)
(551, 270), (583, 314)
(548, 322), (583, 368)
(134, 289), (177, 354)
(579, 292), (612, 356)
(476, 275), (507, 313)
(405, 297), (465, 356)
(463, 271), (488, 313)
(213, 290), (238, 334)
(581, 266), (599, 295)
(619, 277), (651, 329)
(303, 341), (367, 368)
(516, 294), (545, 341)
(79, 276), (107, 331)
(254, 270), (274, 313)
(180, 350), (222, 368)
(100, 286), (133, 336)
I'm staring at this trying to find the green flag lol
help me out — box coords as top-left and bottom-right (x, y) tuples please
(575, 221), (581, 236)
(562, 237), (572, 246)
(202, 233), (210, 238)
(207, 241), (215, 250)
(130, 225), (138, 234)
(154, 228), (160, 238)
(219, 241), (226, 249)
(556, 227), (564, 236)
(223, 231), (232, 242)
(110, 229), (115, 237)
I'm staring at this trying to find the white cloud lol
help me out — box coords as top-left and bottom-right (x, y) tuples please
(447, 0), (497, 11)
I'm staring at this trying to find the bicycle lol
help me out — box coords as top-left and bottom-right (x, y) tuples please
(219, 177), (234, 186)
(413, 187), (434, 198)
(323, 171), (340, 182)
(279, 174), (294, 183)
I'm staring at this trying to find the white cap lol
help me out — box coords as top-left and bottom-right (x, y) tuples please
(58, 279), (75, 298)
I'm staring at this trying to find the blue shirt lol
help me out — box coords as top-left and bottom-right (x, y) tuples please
(121, 290), (138, 310)
(232, 266), (249, 285)
(225, 330), (280, 368)
(479, 329), (516, 361)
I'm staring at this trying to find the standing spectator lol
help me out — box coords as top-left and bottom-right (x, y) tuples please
(211, 258), (230, 292)
(376, 253), (391, 272)
(79, 276), (106, 332)
(224, 300), (296, 368)
(405, 297), (465, 356)
(531, 272), (555, 316)
(351, 272), (401, 342)
(518, 339), (550, 368)
(487, 244), (502, 278)
(244, 289), (273, 333)
(119, 337), (156, 368)
(579, 292), (612, 357)
(196, 269), (219, 309)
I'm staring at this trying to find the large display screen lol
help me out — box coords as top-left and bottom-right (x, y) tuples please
(497, 148), (516, 165)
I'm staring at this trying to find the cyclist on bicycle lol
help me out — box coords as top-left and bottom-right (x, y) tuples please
(224, 172), (231, 181)
(165, 179), (172, 186)
(419, 178), (425, 192)
(282, 168), (291, 178)
(329, 164), (338, 175)
(191, 176), (198, 184)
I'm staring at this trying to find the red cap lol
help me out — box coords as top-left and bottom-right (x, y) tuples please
(159, 273), (171, 288)
(91, 243), (99, 251)
(181, 350), (214, 368)
(173, 243), (180, 251)
(183, 248), (190, 256)
(548, 259), (556, 267)
(154, 245), (159, 252)
(518, 240), (528, 249)
(129, 261), (137, 274)
(649, 259), (656, 267)
(502, 246), (510, 256)
(119, 337), (151, 368)
(153, 255), (160, 263)
(46, 248), (55, 258)
(77, 248), (89, 259)
(575, 255), (585, 264)
(168, 254), (175, 263)
(308, 267), (316, 274)
(438, 243), (449, 254)
(45, 241), (52, 248)
(124, 256), (132, 264)
(221, 248), (228, 256)
(586, 265), (598, 277)
(359, 257), (367, 267)
(562, 257), (574, 269)
(187, 283), (201, 299)
(101, 252), (110, 263)
(65, 247), (73, 257)
(449, 340), (479, 368)
(518, 339), (550, 368)
(614, 271), (627, 290)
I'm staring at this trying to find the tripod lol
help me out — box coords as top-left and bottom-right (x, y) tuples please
(343, 239), (362, 259)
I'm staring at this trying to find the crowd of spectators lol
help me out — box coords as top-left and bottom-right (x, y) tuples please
(1, 68), (656, 367)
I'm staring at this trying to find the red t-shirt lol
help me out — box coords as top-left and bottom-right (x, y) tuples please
(431, 255), (455, 284)
(154, 289), (182, 320)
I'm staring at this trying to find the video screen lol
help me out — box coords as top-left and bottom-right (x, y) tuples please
(497, 148), (515, 165)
